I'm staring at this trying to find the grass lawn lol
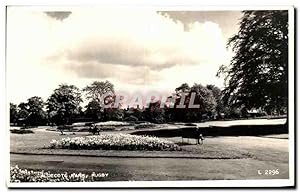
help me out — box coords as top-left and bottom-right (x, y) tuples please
(10, 123), (289, 181)
(10, 128), (255, 159)
(11, 126), (287, 160)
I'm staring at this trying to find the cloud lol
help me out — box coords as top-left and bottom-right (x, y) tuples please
(67, 62), (162, 85)
(44, 8), (230, 77)
(45, 11), (72, 21)
(7, 7), (235, 103)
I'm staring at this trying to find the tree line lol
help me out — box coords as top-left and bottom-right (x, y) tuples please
(9, 81), (235, 126)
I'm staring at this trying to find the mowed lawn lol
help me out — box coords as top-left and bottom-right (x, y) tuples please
(10, 128), (254, 159)
(9, 119), (290, 180)
(10, 118), (289, 161)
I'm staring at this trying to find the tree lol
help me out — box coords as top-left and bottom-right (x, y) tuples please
(10, 103), (18, 124)
(206, 85), (224, 116)
(17, 102), (30, 121)
(104, 108), (124, 121)
(14, 97), (46, 126)
(83, 81), (117, 121)
(166, 83), (217, 122)
(83, 81), (115, 104)
(190, 84), (217, 117)
(175, 83), (190, 94)
(144, 101), (166, 123)
(26, 96), (46, 126)
(165, 83), (190, 122)
(219, 10), (288, 114)
(84, 99), (103, 121)
(46, 84), (82, 125)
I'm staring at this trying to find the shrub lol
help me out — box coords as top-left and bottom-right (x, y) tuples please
(50, 134), (180, 151)
(134, 123), (157, 129)
(10, 129), (34, 134)
(57, 125), (73, 131)
(10, 165), (107, 182)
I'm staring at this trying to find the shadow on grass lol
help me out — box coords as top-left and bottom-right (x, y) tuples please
(131, 123), (288, 138)
(175, 142), (195, 146)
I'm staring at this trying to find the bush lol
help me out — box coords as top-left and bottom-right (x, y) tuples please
(134, 122), (157, 129)
(50, 134), (180, 151)
(10, 129), (34, 134)
(10, 165), (108, 182)
(57, 125), (73, 131)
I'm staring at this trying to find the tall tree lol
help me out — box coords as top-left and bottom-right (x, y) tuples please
(46, 84), (82, 125)
(10, 103), (18, 124)
(144, 101), (166, 123)
(206, 85), (224, 116)
(175, 83), (190, 95)
(219, 10), (288, 114)
(166, 83), (217, 122)
(84, 99), (103, 121)
(83, 81), (116, 121)
(83, 81), (115, 104)
(17, 102), (30, 121)
(26, 96), (46, 126)
(14, 97), (46, 126)
(104, 108), (124, 121)
(190, 84), (217, 116)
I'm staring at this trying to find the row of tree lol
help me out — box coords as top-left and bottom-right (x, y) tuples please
(10, 79), (271, 126)
(10, 81), (232, 126)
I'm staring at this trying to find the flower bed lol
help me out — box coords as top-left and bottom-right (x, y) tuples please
(50, 134), (180, 151)
(10, 165), (108, 182)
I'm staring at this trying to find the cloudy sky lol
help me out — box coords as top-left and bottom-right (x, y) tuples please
(7, 7), (242, 104)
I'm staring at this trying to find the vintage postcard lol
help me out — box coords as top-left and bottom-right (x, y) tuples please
(6, 5), (295, 188)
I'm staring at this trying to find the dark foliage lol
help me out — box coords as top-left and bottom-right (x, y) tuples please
(46, 84), (82, 125)
(132, 122), (288, 137)
(219, 10), (288, 114)
(10, 129), (34, 134)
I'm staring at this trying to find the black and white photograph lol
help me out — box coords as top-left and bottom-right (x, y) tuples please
(6, 5), (295, 188)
